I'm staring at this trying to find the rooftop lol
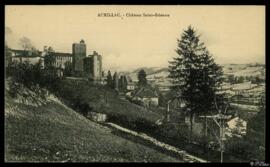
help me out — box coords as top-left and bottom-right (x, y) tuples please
(50, 52), (72, 57)
(133, 86), (159, 98)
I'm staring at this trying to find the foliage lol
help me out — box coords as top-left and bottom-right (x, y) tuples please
(112, 72), (118, 90)
(118, 75), (128, 92)
(225, 136), (255, 160)
(157, 123), (189, 141)
(225, 99), (265, 161)
(5, 45), (12, 69)
(18, 37), (33, 51)
(6, 60), (60, 93)
(5, 88), (179, 162)
(168, 26), (224, 140)
(106, 70), (113, 89)
(137, 69), (147, 87)
(63, 61), (73, 77)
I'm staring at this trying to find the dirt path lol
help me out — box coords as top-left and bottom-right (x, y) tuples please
(106, 122), (208, 163)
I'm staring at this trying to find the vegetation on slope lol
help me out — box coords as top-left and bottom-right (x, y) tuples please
(4, 79), (180, 162)
(54, 79), (162, 132)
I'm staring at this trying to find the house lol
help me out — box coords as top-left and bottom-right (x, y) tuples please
(87, 112), (107, 122)
(125, 76), (136, 91)
(132, 86), (159, 107)
(225, 117), (247, 138)
(10, 49), (44, 69)
(127, 83), (136, 91)
(12, 55), (42, 65)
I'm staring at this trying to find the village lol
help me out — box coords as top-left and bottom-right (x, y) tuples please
(5, 37), (265, 158)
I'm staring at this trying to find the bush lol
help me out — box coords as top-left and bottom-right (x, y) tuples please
(7, 61), (61, 92)
(106, 113), (158, 133)
(156, 123), (189, 141)
(134, 118), (158, 132)
(225, 136), (256, 160)
(8, 80), (21, 98)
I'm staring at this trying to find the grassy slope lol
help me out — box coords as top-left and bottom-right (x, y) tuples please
(57, 79), (162, 123)
(4, 84), (180, 162)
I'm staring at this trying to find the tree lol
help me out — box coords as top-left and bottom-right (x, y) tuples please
(253, 76), (261, 84)
(106, 70), (113, 89)
(118, 75), (128, 92)
(168, 26), (224, 141)
(236, 76), (244, 83)
(245, 98), (265, 159)
(18, 37), (32, 51)
(227, 75), (235, 84)
(47, 46), (54, 53)
(63, 61), (73, 76)
(5, 44), (12, 69)
(113, 72), (119, 91)
(138, 69), (147, 87)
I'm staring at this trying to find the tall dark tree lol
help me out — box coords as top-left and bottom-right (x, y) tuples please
(168, 26), (224, 141)
(113, 72), (119, 91)
(106, 70), (113, 89)
(138, 69), (147, 87)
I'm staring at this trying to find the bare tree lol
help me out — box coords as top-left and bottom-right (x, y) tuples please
(19, 37), (32, 51)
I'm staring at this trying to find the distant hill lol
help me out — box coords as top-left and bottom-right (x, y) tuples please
(4, 79), (180, 162)
(127, 67), (169, 81)
(125, 64), (265, 81)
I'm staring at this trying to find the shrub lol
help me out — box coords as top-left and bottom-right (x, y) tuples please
(8, 80), (21, 98)
(157, 123), (189, 141)
(225, 136), (256, 160)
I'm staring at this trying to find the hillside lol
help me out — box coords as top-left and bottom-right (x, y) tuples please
(222, 64), (265, 77)
(4, 79), (180, 162)
(127, 67), (168, 81)
(124, 64), (265, 94)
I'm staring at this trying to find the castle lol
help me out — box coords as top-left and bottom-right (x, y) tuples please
(9, 39), (103, 81)
(72, 39), (102, 80)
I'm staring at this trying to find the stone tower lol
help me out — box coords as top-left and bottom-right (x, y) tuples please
(83, 51), (102, 81)
(72, 39), (86, 72)
(92, 51), (102, 80)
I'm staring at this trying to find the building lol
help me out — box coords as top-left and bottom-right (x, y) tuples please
(92, 51), (102, 80)
(132, 86), (159, 106)
(44, 52), (72, 69)
(127, 83), (135, 91)
(9, 39), (103, 80)
(72, 39), (86, 72)
(12, 55), (41, 65)
(83, 51), (102, 81)
(126, 76), (135, 91)
(225, 117), (247, 137)
(10, 49), (44, 69)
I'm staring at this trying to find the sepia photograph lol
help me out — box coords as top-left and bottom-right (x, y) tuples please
(4, 5), (266, 163)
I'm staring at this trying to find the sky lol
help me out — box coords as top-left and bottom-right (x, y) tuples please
(5, 5), (265, 71)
